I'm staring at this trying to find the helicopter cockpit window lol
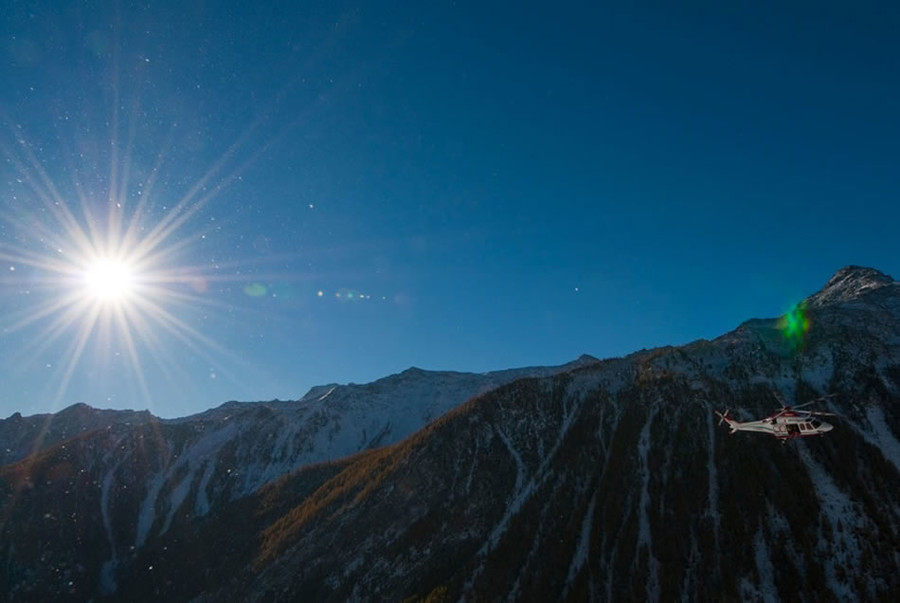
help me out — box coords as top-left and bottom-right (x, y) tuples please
(811, 420), (822, 429)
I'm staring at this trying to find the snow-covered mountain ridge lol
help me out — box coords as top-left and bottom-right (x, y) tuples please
(2, 266), (900, 601)
(806, 264), (896, 307)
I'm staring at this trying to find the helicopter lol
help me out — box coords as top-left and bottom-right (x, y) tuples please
(715, 395), (836, 440)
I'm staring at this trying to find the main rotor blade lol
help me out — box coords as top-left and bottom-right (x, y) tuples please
(795, 394), (838, 410)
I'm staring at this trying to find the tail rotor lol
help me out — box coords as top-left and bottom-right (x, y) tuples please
(716, 409), (730, 426)
(714, 409), (738, 434)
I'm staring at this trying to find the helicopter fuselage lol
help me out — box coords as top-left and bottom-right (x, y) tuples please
(716, 410), (833, 440)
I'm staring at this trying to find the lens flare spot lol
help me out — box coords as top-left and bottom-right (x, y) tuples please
(189, 277), (209, 293)
(244, 283), (267, 297)
(779, 302), (810, 351)
(335, 288), (368, 302)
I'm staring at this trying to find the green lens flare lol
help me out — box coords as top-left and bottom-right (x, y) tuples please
(244, 283), (267, 297)
(779, 302), (810, 350)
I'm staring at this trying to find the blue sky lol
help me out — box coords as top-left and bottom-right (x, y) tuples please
(1, 1), (898, 418)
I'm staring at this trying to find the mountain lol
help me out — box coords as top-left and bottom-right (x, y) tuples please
(0, 355), (596, 600)
(3, 266), (900, 601)
(0, 403), (153, 466)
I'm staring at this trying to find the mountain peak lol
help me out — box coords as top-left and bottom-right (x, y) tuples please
(57, 402), (95, 416)
(807, 265), (896, 307)
(571, 354), (601, 367)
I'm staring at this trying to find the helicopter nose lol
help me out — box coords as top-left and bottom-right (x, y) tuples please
(821, 422), (833, 432)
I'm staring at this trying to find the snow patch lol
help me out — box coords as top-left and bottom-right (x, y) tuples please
(705, 408), (720, 546)
(317, 386), (336, 402)
(865, 405), (900, 474)
(135, 472), (165, 547)
(636, 406), (660, 601)
(161, 472), (193, 534)
(194, 459), (216, 516)
(751, 526), (778, 603)
(797, 445), (862, 599)
(566, 492), (597, 588)
(99, 559), (118, 596)
(800, 352), (835, 392)
(99, 466), (119, 594)
(485, 427), (532, 550)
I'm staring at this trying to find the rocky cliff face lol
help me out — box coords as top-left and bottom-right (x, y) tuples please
(2, 267), (900, 602)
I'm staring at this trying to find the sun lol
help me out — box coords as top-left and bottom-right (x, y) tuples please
(0, 68), (291, 414)
(82, 257), (138, 303)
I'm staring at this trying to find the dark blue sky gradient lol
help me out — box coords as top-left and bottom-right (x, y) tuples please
(1, 1), (898, 417)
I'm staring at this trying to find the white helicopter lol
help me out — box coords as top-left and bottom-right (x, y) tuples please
(715, 395), (836, 441)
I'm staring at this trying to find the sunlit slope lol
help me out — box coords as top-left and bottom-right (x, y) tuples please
(0, 357), (594, 600)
